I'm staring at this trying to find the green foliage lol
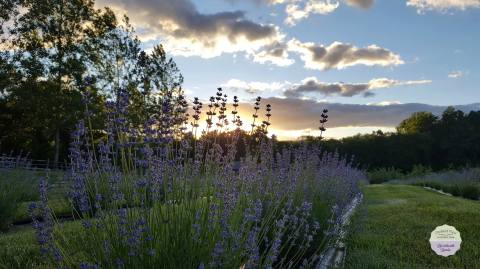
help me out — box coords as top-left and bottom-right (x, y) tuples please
(412, 182), (480, 201)
(0, 0), (185, 162)
(399, 168), (480, 200)
(0, 169), (69, 231)
(0, 184), (22, 231)
(367, 167), (404, 184)
(460, 185), (480, 200)
(409, 164), (432, 177)
(0, 170), (38, 231)
(0, 228), (46, 269)
(321, 108), (480, 171)
(396, 111), (438, 134)
(0, 80), (103, 160)
(0, 0), (115, 161)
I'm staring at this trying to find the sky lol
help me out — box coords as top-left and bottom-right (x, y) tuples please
(97, 0), (480, 140)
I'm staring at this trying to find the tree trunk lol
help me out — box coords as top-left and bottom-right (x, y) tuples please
(54, 128), (60, 168)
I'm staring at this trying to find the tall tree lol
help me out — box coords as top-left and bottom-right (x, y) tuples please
(88, 18), (187, 138)
(1, 0), (188, 161)
(396, 111), (438, 134)
(7, 0), (114, 163)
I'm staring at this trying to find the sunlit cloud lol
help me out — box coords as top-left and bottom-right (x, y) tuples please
(219, 77), (430, 96)
(96, 0), (404, 72)
(96, 0), (285, 58)
(284, 77), (431, 97)
(249, 41), (295, 66)
(227, 0), (372, 25)
(284, 0), (339, 26)
(185, 95), (479, 139)
(273, 126), (395, 140)
(367, 101), (403, 106)
(287, 39), (404, 70)
(221, 79), (290, 94)
(407, 0), (480, 13)
(234, 97), (479, 132)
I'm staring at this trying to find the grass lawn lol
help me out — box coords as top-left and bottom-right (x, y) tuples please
(0, 227), (45, 269)
(344, 184), (480, 269)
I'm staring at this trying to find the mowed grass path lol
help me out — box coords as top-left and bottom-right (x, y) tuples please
(344, 185), (480, 269)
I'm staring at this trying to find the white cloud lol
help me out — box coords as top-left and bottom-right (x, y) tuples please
(367, 101), (403, 106)
(227, 0), (341, 25)
(407, 0), (480, 13)
(368, 78), (432, 89)
(284, 77), (431, 97)
(221, 79), (289, 94)
(250, 41), (295, 66)
(284, 0), (339, 26)
(448, 70), (465, 78)
(287, 39), (404, 70)
(96, 0), (285, 58)
(222, 77), (431, 97)
(96, 0), (404, 73)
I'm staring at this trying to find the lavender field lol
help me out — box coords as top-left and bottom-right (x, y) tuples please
(0, 87), (367, 268)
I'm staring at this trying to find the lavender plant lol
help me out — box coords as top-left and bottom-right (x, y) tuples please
(319, 109), (328, 139)
(30, 88), (365, 269)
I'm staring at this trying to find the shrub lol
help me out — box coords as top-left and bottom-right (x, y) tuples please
(403, 168), (480, 200)
(0, 182), (22, 231)
(0, 171), (38, 231)
(368, 167), (404, 184)
(408, 164), (432, 177)
(413, 181), (480, 201)
(460, 185), (480, 200)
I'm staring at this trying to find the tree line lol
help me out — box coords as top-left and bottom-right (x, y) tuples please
(317, 108), (480, 171)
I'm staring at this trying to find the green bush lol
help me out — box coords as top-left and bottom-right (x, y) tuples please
(415, 181), (480, 201)
(0, 182), (24, 231)
(0, 170), (41, 231)
(408, 164), (432, 177)
(460, 185), (480, 200)
(368, 167), (404, 184)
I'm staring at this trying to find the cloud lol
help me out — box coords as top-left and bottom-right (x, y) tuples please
(407, 0), (480, 13)
(250, 41), (295, 66)
(96, 0), (284, 58)
(284, 77), (369, 97)
(284, 0), (340, 26)
(287, 39), (404, 70)
(225, 0), (289, 4)
(226, 0), (344, 25)
(346, 0), (374, 9)
(368, 78), (432, 88)
(283, 77), (431, 97)
(221, 79), (288, 94)
(97, 0), (402, 71)
(448, 70), (465, 78)
(273, 126), (396, 140)
(220, 77), (430, 97)
(236, 97), (480, 131)
(367, 101), (403, 106)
